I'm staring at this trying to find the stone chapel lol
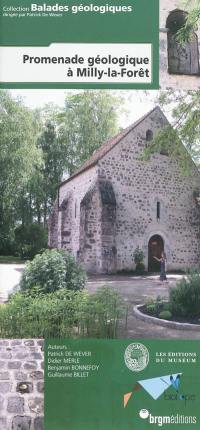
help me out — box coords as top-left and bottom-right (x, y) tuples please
(48, 106), (200, 273)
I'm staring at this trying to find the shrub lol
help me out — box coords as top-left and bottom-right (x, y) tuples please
(170, 270), (200, 318)
(83, 286), (125, 338)
(135, 261), (145, 273)
(146, 303), (157, 315)
(158, 310), (172, 320)
(162, 302), (171, 312)
(154, 296), (165, 315)
(20, 249), (86, 293)
(59, 250), (86, 291)
(0, 286), (125, 339)
(146, 296), (168, 316)
(14, 223), (47, 259)
(133, 246), (145, 274)
(133, 246), (145, 265)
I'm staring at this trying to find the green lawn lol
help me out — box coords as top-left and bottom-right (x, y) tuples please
(0, 256), (26, 264)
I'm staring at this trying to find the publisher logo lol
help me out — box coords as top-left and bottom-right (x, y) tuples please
(124, 343), (149, 372)
(124, 372), (196, 408)
(138, 411), (197, 427)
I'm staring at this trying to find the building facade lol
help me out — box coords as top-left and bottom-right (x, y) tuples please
(48, 107), (200, 273)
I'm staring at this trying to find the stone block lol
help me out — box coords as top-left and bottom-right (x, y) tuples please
(31, 353), (42, 360)
(0, 352), (12, 359)
(34, 416), (44, 430)
(24, 340), (35, 347)
(16, 382), (33, 394)
(12, 415), (31, 430)
(23, 361), (38, 371)
(28, 397), (44, 414)
(0, 382), (12, 393)
(11, 340), (22, 346)
(30, 371), (43, 380)
(14, 352), (29, 360)
(37, 340), (44, 348)
(37, 382), (44, 393)
(7, 396), (24, 413)
(0, 340), (9, 346)
(8, 361), (22, 369)
(14, 372), (28, 381)
(0, 371), (10, 380)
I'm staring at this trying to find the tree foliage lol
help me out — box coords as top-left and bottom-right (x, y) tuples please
(144, 91), (200, 174)
(58, 91), (121, 175)
(20, 249), (87, 293)
(0, 90), (122, 255)
(176, 1), (200, 42)
(0, 91), (41, 253)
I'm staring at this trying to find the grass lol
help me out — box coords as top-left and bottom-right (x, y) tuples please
(0, 256), (26, 264)
(0, 286), (126, 338)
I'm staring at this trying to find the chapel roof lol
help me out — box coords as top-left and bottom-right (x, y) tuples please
(60, 106), (165, 187)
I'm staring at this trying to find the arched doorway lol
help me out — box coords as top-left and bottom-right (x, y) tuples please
(148, 235), (164, 272)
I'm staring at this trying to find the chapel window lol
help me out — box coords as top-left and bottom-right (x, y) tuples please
(75, 201), (77, 218)
(146, 130), (153, 141)
(157, 201), (160, 220)
(166, 9), (200, 76)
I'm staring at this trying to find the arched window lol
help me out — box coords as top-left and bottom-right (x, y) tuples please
(146, 129), (153, 141)
(166, 9), (200, 75)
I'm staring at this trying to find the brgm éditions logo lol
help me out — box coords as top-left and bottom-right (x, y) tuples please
(124, 373), (182, 407)
(124, 343), (149, 372)
(138, 409), (197, 427)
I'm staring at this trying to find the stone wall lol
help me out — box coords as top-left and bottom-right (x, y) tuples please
(160, 0), (200, 89)
(99, 181), (117, 273)
(0, 339), (44, 430)
(79, 182), (103, 272)
(59, 193), (73, 251)
(98, 107), (200, 271)
(48, 199), (58, 248)
(79, 180), (117, 273)
(58, 166), (98, 260)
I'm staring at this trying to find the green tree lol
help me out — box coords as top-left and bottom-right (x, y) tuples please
(144, 91), (200, 174)
(176, 1), (200, 42)
(58, 90), (122, 174)
(0, 91), (41, 253)
(0, 90), (123, 254)
(35, 120), (63, 223)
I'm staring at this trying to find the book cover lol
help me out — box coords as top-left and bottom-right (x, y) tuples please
(0, 0), (200, 429)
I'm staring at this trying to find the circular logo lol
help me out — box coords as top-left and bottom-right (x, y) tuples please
(139, 409), (149, 420)
(124, 343), (149, 372)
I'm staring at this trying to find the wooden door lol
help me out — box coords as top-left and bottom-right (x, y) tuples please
(167, 33), (200, 75)
(148, 235), (164, 272)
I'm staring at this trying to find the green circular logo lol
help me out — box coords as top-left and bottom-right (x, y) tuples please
(124, 343), (149, 372)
